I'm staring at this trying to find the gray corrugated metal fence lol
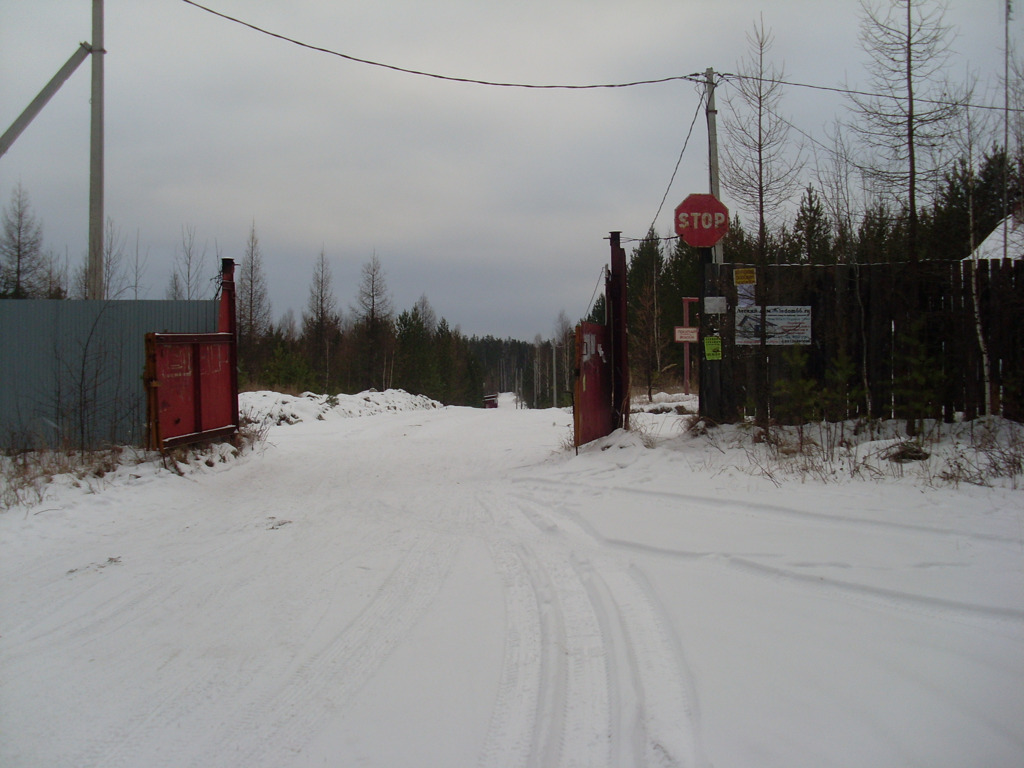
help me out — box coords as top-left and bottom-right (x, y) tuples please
(1, 300), (218, 449)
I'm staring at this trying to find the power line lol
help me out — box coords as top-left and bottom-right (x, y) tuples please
(179, 0), (702, 91)
(646, 87), (706, 237)
(720, 71), (1024, 114)
(181, 1), (1021, 116)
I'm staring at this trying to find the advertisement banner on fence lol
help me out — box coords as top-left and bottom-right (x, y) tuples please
(736, 306), (812, 345)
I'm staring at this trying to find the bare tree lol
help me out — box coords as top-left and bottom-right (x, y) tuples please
(237, 222), (273, 378)
(722, 16), (804, 264)
(73, 217), (129, 299)
(413, 293), (437, 334)
(554, 309), (574, 405)
(1, 182), (45, 298)
(169, 225), (209, 299)
(165, 270), (185, 300)
(813, 122), (862, 263)
(38, 249), (69, 299)
(847, 0), (964, 261)
(129, 229), (149, 300)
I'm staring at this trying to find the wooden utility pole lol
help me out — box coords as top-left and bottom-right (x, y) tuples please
(705, 67), (724, 265)
(87, 0), (105, 300)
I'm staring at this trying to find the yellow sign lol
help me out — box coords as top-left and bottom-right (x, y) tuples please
(734, 268), (757, 285)
(704, 335), (723, 360)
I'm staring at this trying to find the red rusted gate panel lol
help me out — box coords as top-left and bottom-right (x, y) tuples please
(145, 259), (238, 450)
(145, 333), (238, 449)
(574, 322), (614, 447)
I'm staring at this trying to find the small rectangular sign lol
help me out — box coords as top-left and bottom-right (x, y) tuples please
(704, 296), (727, 314)
(674, 326), (699, 343)
(704, 335), (723, 360)
(733, 268), (757, 285)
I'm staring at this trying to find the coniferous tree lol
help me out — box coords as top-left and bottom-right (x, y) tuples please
(237, 222), (273, 382)
(302, 249), (341, 392)
(847, 0), (965, 262)
(627, 229), (666, 401)
(1, 183), (45, 298)
(794, 186), (834, 263)
(352, 253), (394, 391)
(394, 301), (439, 398)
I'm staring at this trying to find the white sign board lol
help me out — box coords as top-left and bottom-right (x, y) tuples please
(674, 326), (699, 343)
(704, 296), (727, 314)
(735, 306), (812, 345)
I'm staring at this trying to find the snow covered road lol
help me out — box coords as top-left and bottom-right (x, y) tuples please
(3, 391), (1023, 767)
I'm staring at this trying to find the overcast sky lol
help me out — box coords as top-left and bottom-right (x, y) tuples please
(2, 0), (1019, 339)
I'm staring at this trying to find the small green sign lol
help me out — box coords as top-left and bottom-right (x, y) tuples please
(704, 335), (722, 360)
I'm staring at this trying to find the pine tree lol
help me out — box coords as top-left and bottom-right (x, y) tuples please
(794, 186), (834, 263)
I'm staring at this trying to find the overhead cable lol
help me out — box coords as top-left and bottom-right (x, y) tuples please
(646, 87), (706, 237)
(179, 0), (702, 90)
(720, 72), (1024, 114)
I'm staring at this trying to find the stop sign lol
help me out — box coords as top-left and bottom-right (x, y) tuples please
(674, 193), (729, 248)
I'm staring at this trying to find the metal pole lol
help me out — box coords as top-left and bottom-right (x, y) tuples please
(705, 67), (723, 265)
(552, 340), (557, 408)
(87, 0), (105, 300)
(0, 43), (91, 159)
(1003, 0), (1010, 260)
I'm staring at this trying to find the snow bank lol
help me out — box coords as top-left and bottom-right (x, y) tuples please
(241, 388), (442, 426)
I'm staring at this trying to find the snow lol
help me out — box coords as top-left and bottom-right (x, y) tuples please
(966, 214), (1024, 261)
(2, 389), (1023, 768)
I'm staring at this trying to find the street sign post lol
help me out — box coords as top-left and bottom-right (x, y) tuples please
(674, 193), (729, 248)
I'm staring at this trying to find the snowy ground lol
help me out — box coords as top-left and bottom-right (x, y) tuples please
(2, 390), (1023, 768)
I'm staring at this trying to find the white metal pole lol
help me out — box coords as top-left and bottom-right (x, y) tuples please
(87, 0), (105, 299)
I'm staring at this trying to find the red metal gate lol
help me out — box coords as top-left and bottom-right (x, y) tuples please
(145, 259), (238, 450)
(574, 322), (614, 447)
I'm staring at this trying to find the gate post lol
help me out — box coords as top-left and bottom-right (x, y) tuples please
(608, 232), (630, 430)
(219, 258), (239, 437)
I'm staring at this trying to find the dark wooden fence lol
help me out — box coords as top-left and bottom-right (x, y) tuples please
(699, 259), (1024, 425)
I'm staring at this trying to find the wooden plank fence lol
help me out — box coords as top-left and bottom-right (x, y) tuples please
(700, 260), (1024, 425)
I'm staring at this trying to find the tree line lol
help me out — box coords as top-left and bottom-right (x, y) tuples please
(4, 1), (1021, 408)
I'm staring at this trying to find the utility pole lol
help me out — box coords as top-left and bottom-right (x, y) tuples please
(552, 340), (557, 408)
(1003, 0), (1010, 260)
(705, 67), (724, 265)
(87, 0), (105, 300)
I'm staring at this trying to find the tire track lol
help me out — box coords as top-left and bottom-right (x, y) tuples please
(478, 489), (705, 768)
(478, 538), (544, 768)
(476, 496), (612, 768)
(514, 476), (1019, 547)
(191, 527), (459, 767)
(511, 494), (705, 768)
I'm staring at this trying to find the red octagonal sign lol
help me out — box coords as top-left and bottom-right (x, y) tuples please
(674, 193), (729, 248)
